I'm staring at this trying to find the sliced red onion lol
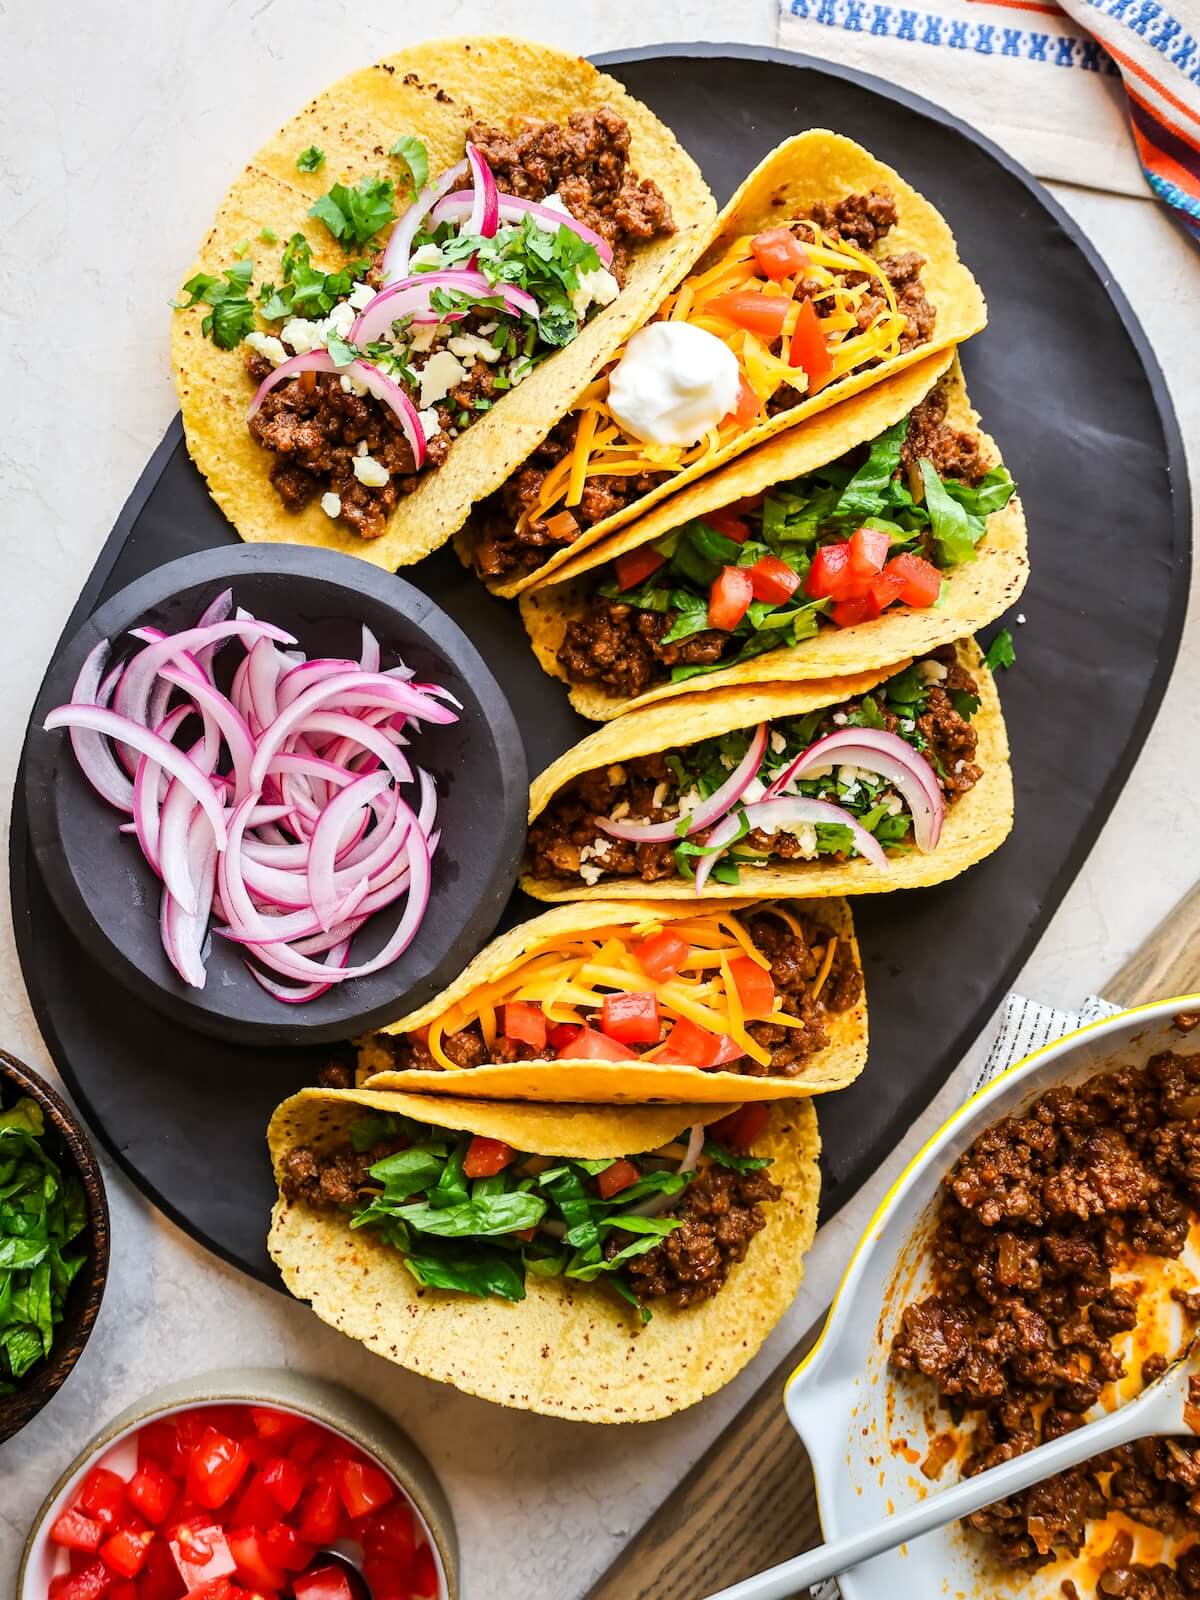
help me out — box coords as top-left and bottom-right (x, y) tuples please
(382, 156), (469, 283)
(693, 812), (745, 896)
(307, 772), (391, 930)
(160, 809), (217, 988)
(465, 142), (499, 239)
(132, 705), (192, 871)
(114, 619), (293, 733)
(350, 270), (537, 344)
(765, 727), (944, 852)
(157, 666), (255, 804)
(346, 361), (426, 471)
(65, 642), (134, 812)
(428, 191), (615, 267)
(246, 350), (340, 418)
(359, 626), (380, 674)
(626, 1124), (706, 1218)
(247, 937), (352, 1004)
(740, 798), (889, 870)
(599, 724), (769, 846)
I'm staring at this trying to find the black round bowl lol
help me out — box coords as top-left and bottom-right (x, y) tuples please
(0, 1050), (109, 1444)
(24, 544), (527, 1046)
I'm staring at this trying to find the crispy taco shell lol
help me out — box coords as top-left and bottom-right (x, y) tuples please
(172, 36), (716, 572)
(519, 359), (1027, 720)
(466, 130), (987, 597)
(267, 1086), (820, 1422)
(365, 897), (867, 1102)
(522, 638), (1012, 902)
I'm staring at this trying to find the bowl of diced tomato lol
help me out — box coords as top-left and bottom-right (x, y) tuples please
(19, 1369), (457, 1600)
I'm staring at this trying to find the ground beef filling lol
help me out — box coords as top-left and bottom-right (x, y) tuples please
(624, 1165), (783, 1307)
(375, 912), (859, 1081)
(528, 649), (980, 879)
(891, 1048), (1200, 1594)
(280, 1136), (408, 1211)
(247, 107), (673, 534)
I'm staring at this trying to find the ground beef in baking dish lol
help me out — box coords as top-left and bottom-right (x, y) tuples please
(623, 1164), (783, 1307)
(890, 1046), (1200, 1591)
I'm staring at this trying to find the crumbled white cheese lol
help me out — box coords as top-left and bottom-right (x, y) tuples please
(416, 407), (443, 443)
(954, 760), (965, 774)
(570, 264), (621, 321)
(793, 823), (819, 859)
(352, 455), (389, 488)
(323, 301), (356, 340)
(340, 372), (368, 395)
(348, 281), (376, 311)
(408, 322), (441, 353)
(320, 492), (342, 519)
(534, 192), (573, 226)
(409, 243), (443, 272)
(476, 321), (498, 336)
(838, 764), (870, 788)
(447, 332), (502, 364)
(918, 660), (948, 683)
(245, 331), (288, 366)
(831, 712), (849, 727)
(898, 718), (915, 734)
(418, 350), (468, 409)
(578, 862), (604, 887)
(607, 765), (626, 786)
(883, 793), (904, 816)
(676, 787), (703, 818)
(281, 317), (323, 355)
(507, 356), (534, 387)
(741, 777), (767, 805)
(651, 782), (670, 810)
(356, 440), (369, 457)
(803, 765), (833, 781)
(609, 800), (630, 821)
(1016, 612), (1026, 625)
(769, 730), (787, 756)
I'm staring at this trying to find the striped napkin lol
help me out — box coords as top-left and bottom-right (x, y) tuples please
(778, 0), (1200, 239)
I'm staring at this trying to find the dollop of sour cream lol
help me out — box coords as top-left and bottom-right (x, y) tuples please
(607, 321), (740, 447)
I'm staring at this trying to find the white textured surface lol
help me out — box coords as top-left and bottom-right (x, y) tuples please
(0, 3), (1197, 1595)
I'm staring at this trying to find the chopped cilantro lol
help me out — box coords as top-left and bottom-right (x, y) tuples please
(258, 226), (278, 244)
(174, 259), (256, 349)
(296, 145), (325, 174)
(984, 628), (1016, 672)
(390, 134), (429, 196)
(309, 175), (396, 249)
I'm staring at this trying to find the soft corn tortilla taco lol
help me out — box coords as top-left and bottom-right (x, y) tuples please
(172, 36), (715, 571)
(519, 357), (1027, 721)
(268, 1087), (820, 1421)
(522, 639), (1012, 902)
(459, 130), (987, 597)
(363, 898), (867, 1103)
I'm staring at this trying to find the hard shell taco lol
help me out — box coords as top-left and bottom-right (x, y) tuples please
(171, 36), (716, 570)
(268, 1088), (820, 1421)
(361, 898), (867, 1103)
(522, 639), (1012, 902)
(459, 130), (987, 596)
(519, 356), (1027, 721)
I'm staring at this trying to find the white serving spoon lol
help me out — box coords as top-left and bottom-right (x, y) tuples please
(704, 1334), (1200, 1600)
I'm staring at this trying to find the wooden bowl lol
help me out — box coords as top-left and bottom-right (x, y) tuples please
(0, 1049), (109, 1443)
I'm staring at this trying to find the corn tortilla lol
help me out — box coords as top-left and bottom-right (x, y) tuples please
(365, 897), (867, 1102)
(519, 360), (1027, 720)
(172, 36), (716, 571)
(521, 638), (1011, 904)
(267, 1086), (820, 1421)
(466, 129), (988, 597)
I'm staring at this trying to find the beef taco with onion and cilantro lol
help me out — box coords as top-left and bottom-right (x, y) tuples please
(360, 898), (866, 1103)
(268, 1087), (820, 1420)
(522, 638), (1013, 902)
(518, 355), (1026, 720)
(457, 130), (987, 597)
(172, 36), (715, 571)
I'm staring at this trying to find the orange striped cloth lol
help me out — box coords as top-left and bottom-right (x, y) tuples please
(779, 0), (1200, 239)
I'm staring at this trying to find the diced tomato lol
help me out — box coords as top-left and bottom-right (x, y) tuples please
(867, 563), (908, 613)
(614, 546), (667, 590)
(788, 298), (834, 386)
(240, 1436), (273, 1470)
(80, 1467), (129, 1531)
(411, 1541), (440, 1599)
(363, 1554), (412, 1600)
(137, 1420), (182, 1478)
(128, 1463), (177, 1527)
(187, 1427), (250, 1511)
(710, 1033), (747, 1067)
(292, 1568), (354, 1600)
(337, 1458), (396, 1521)
(600, 991), (660, 1045)
(56, 1560), (112, 1600)
(229, 1469), (279, 1531)
(555, 1026), (637, 1062)
(547, 1021), (582, 1052)
(174, 1413), (208, 1456)
(136, 1538), (186, 1600)
(101, 1529), (155, 1580)
(287, 1422), (329, 1467)
(848, 526), (891, 579)
(804, 542), (855, 601)
(750, 226), (811, 281)
(259, 1521), (315, 1572)
(110, 1583), (138, 1600)
(704, 289), (790, 341)
(709, 1102), (771, 1153)
(722, 372), (760, 429)
(704, 510), (751, 544)
(462, 1136), (516, 1180)
(184, 1582), (243, 1600)
(886, 551), (941, 608)
(830, 595), (878, 628)
(727, 956), (776, 1018)
(502, 1000), (547, 1052)
(168, 1520), (235, 1590)
(52, 1508), (106, 1553)
(655, 1017), (724, 1069)
(633, 929), (689, 983)
(248, 1409), (304, 1446)
(259, 1456), (305, 1514)
(227, 1529), (286, 1591)
(50, 1578), (71, 1599)
(597, 1158), (640, 1200)
(746, 556), (800, 606)
(708, 565), (753, 632)
(296, 1480), (343, 1545)
(360, 1499), (416, 1567)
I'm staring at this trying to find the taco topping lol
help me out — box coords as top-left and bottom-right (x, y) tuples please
(470, 188), (936, 580)
(528, 651), (981, 891)
(374, 907), (861, 1079)
(177, 111), (675, 540)
(278, 1104), (781, 1315)
(891, 1047), (1200, 1595)
(555, 380), (1016, 698)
